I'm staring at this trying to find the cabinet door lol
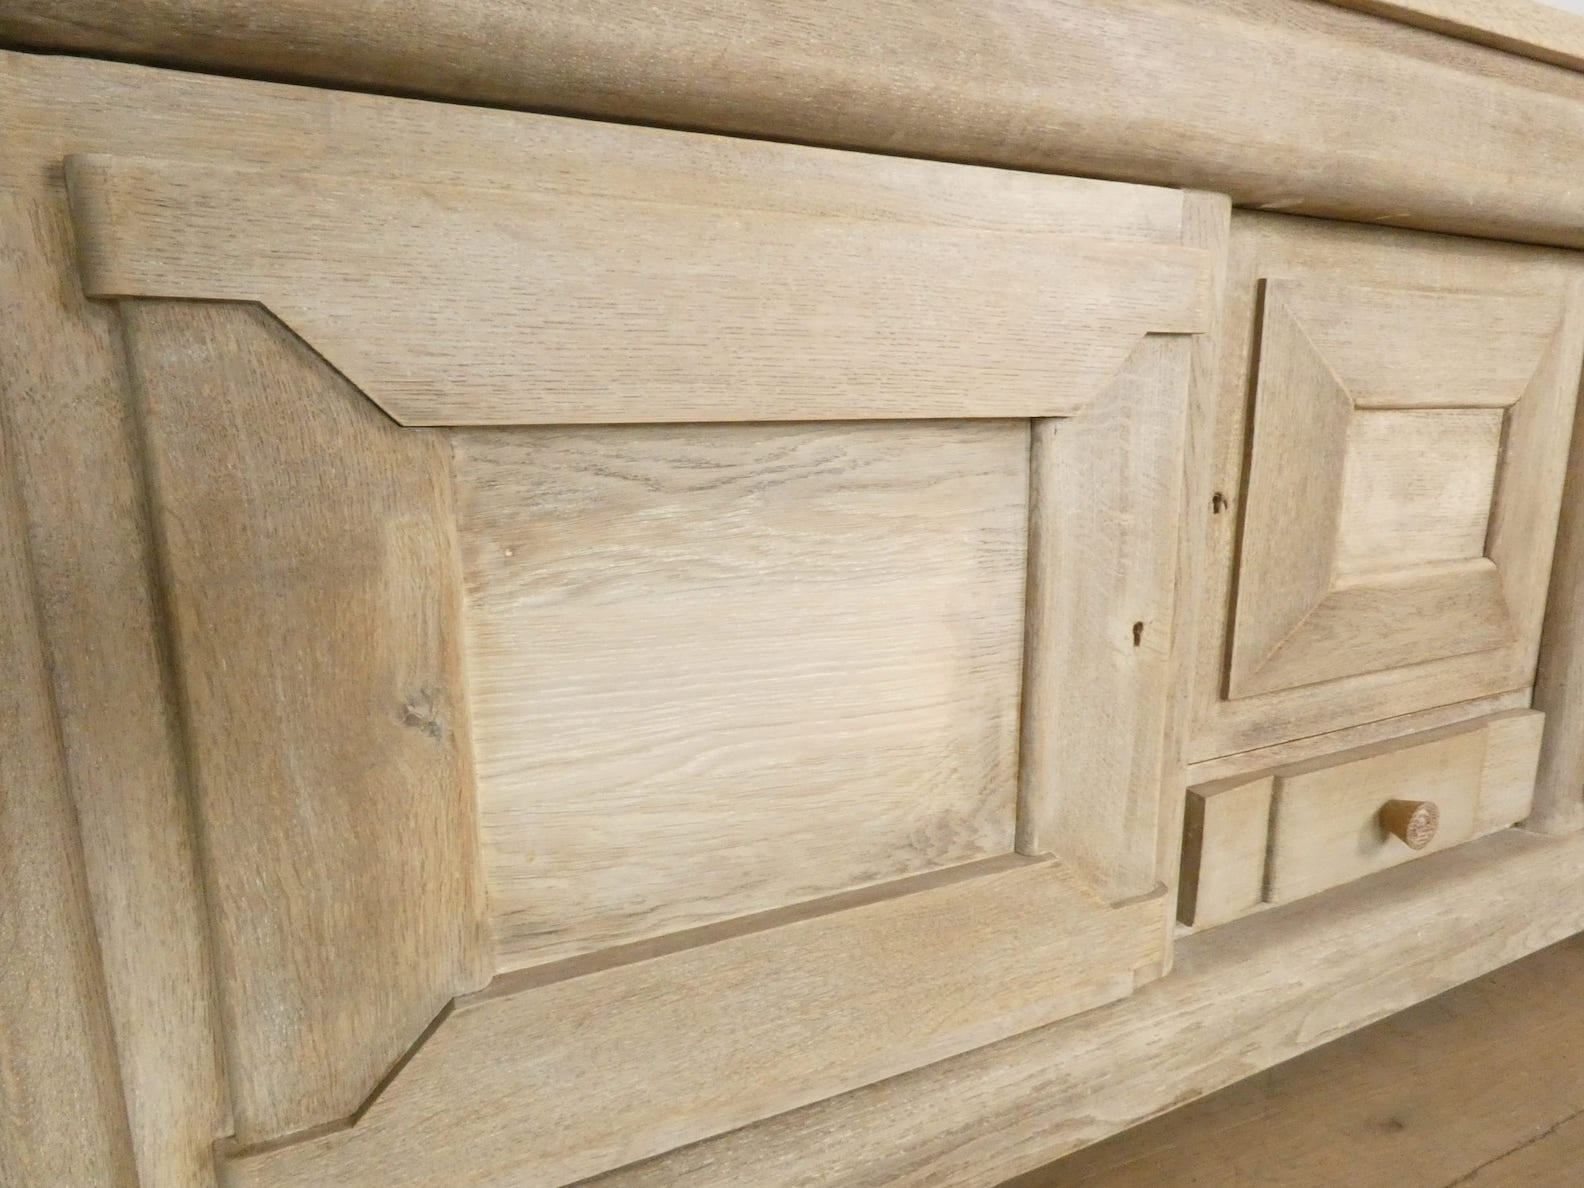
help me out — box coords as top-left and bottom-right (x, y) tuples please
(10, 57), (1219, 1187)
(1191, 214), (1584, 761)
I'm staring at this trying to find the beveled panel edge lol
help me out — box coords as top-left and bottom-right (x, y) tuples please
(1223, 285), (1352, 699)
(223, 857), (1165, 1187)
(118, 298), (491, 1145)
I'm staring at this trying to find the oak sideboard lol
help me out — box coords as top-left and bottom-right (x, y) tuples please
(9, 2), (1584, 1186)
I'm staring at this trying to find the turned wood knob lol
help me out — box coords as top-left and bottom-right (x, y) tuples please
(1379, 799), (1439, 851)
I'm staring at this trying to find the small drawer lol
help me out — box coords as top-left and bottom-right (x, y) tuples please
(1178, 709), (1543, 928)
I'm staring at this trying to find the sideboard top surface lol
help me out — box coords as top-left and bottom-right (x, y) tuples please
(9, 1), (1584, 249)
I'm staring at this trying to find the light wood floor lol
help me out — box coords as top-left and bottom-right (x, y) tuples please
(1002, 933), (1584, 1188)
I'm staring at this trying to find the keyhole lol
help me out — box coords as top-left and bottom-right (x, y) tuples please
(1132, 621), (1145, 647)
(1211, 492), (1229, 514)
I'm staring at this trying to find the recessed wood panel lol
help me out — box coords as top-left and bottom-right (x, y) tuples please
(1226, 278), (1563, 701)
(1334, 409), (1503, 576)
(35, 53), (1214, 1184)
(1192, 213), (1584, 759)
(457, 422), (1030, 972)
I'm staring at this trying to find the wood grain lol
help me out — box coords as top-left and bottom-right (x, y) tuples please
(224, 859), (1164, 1188)
(457, 422), (1028, 971)
(1269, 279), (1563, 410)
(8, 53), (1190, 247)
(16, 2), (1584, 248)
(581, 827), (1584, 1188)
(1225, 275), (1573, 701)
(11, 53), (1201, 1172)
(1325, 0), (1584, 73)
(1485, 280), (1584, 693)
(1334, 409), (1503, 576)
(1224, 287), (1353, 696)
(7, 33), (1584, 1188)
(1191, 213), (1584, 760)
(1532, 283), (1584, 832)
(1183, 710), (1543, 926)
(1017, 336), (1193, 903)
(1177, 776), (1274, 928)
(1006, 931), (1584, 1188)
(0, 388), (139, 1188)
(1151, 190), (1233, 964)
(1186, 687), (1532, 784)
(121, 301), (491, 1144)
(0, 183), (226, 1186)
(66, 152), (1208, 426)
(1479, 709), (1549, 834)
(1242, 560), (1516, 697)
(1265, 725), (1490, 902)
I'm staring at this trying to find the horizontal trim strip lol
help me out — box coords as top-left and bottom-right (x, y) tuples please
(15, 2), (1584, 249)
(66, 152), (1208, 426)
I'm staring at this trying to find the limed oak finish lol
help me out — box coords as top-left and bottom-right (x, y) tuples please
(1190, 213), (1584, 760)
(120, 300), (491, 1143)
(457, 422), (1030, 968)
(3, 49), (1218, 1188)
(0, 391), (137, 1188)
(1007, 932), (1584, 1188)
(593, 828), (1584, 1188)
(11, 3), (1584, 1185)
(1179, 711), (1545, 928)
(15, 0), (1584, 248)
(1226, 281), (1575, 699)
(68, 154), (1207, 426)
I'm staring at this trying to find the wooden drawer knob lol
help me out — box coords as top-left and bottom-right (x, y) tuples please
(1379, 799), (1440, 850)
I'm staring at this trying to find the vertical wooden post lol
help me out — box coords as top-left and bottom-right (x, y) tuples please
(1530, 280), (1584, 835)
(0, 406), (139, 1187)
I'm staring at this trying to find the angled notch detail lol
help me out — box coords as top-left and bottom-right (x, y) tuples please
(64, 152), (1211, 427)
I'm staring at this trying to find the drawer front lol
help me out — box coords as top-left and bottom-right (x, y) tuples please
(1179, 709), (1543, 928)
(1190, 213), (1584, 761)
(12, 58), (1219, 1188)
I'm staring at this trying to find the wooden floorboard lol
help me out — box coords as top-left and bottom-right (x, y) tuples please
(1459, 1110), (1584, 1187)
(1001, 933), (1584, 1188)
